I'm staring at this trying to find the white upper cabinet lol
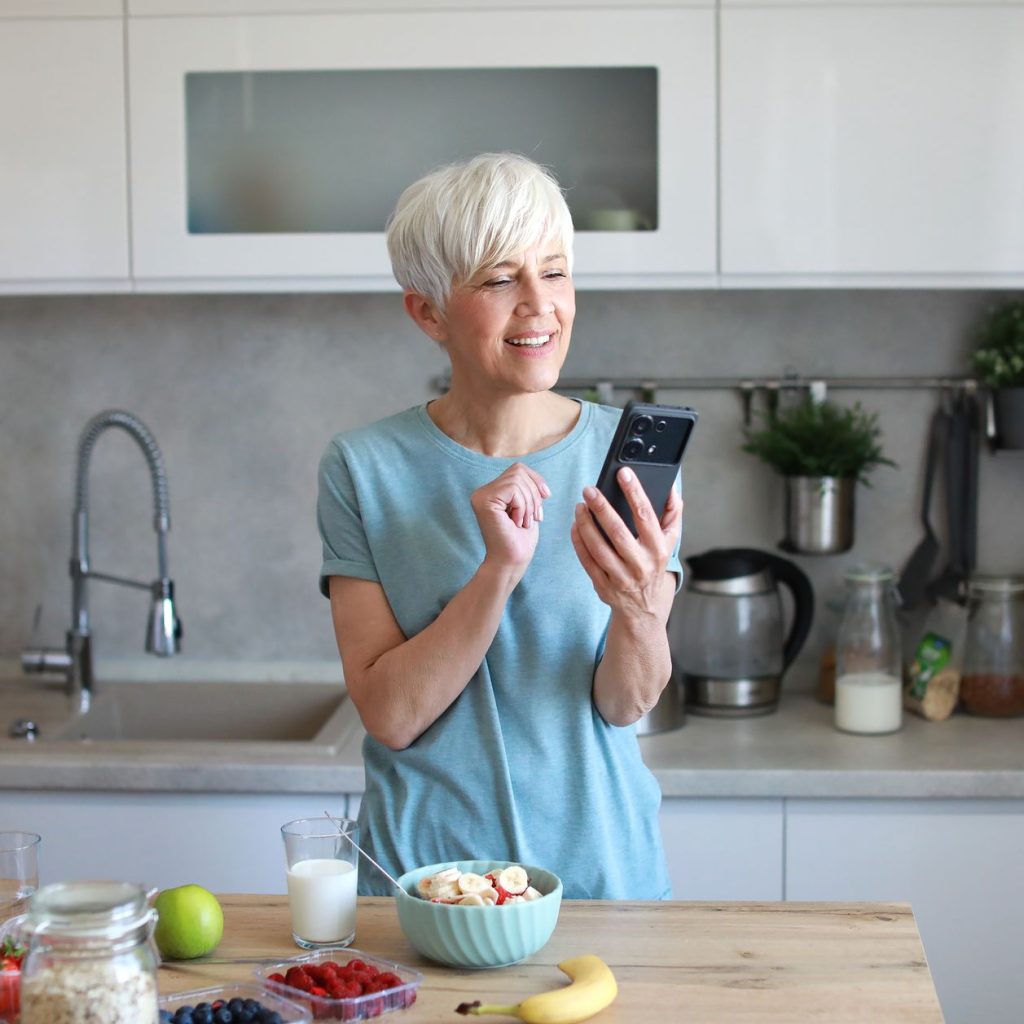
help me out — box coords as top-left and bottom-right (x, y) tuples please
(0, 19), (130, 288)
(127, 8), (716, 290)
(128, 0), (697, 13)
(721, 6), (1024, 282)
(0, 2), (120, 13)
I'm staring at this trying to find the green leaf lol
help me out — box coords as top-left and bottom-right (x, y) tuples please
(741, 398), (896, 486)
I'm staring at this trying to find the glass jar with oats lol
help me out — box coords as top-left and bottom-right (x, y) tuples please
(19, 881), (159, 1024)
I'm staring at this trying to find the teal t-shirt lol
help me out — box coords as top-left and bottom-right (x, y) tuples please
(317, 401), (676, 899)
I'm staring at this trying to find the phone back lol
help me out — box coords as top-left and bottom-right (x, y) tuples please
(595, 402), (697, 536)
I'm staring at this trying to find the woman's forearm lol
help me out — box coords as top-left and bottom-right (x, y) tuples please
(357, 561), (521, 749)
(592, 574), (675, 726)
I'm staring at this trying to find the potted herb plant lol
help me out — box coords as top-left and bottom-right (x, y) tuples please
(742, 398), (895, 554)
(971, 299), (1024, 449)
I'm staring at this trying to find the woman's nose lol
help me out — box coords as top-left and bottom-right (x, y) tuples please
(515, 278), (554, 316)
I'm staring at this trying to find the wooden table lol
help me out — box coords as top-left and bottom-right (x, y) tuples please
(159, 896), (944, 1022)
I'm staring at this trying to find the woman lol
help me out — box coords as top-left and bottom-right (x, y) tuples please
(317, 152), (682, 899)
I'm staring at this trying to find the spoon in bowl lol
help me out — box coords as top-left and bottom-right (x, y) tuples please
(323, 810), (410, 896)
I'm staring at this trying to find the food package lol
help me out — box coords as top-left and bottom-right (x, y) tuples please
(903, 600), (966, 721)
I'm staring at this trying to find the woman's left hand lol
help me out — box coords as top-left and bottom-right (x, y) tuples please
(570, 467), (683, 621)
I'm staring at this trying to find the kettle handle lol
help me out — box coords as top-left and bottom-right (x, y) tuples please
(761, 552), (815, 670)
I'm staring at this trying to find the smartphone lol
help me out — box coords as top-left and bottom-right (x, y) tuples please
(594, 401), (698, 537)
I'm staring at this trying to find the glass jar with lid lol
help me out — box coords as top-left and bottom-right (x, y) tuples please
(961, 576), (1024, 717)
(834, 564), (903, 734)
(18, 880), (159, 1024)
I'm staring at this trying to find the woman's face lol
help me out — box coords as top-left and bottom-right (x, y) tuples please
(430, 245), (575, 397)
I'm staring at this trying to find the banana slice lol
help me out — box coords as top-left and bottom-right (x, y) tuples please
(432, 880), (462, 901)
(497, 866), (529, 895)
(458, 872), (491, 895)
(503, 894), (525, 904)
(459, 893), (486, 906)
(479, 886), (499, 904)
(433, 867), (461, 884)
(522, 886), (542, 902)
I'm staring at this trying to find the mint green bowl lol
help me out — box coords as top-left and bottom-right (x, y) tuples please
(395, 859), (562, 969)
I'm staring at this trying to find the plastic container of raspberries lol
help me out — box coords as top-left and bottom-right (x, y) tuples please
(158, 981), (312, 1023)
(254, 948), (422, 1021)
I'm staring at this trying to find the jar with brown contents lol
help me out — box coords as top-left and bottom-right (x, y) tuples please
(961, 576), (1024, 717)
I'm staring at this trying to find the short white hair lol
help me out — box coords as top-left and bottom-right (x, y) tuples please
(385, 152), (574, 311)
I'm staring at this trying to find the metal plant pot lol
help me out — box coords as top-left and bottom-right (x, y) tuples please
(784, 476), (855, 555)
(992, 388), (1024, 449)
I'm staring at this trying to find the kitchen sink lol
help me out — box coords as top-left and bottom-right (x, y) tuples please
(3, 680), (352, 752)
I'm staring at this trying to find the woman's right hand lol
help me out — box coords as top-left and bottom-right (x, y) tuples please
(471, 462), (551, 577)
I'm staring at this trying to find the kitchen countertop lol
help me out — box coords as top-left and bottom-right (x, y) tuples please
(159, 895), (944, 1022)
(3, 678), (1024, 799)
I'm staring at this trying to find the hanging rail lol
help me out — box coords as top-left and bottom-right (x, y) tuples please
(430, 372), (982, 426)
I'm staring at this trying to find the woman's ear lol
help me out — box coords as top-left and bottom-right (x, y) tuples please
(403, 291), (447, 344)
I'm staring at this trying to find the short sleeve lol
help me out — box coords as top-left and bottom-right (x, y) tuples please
(667, 471), (684, 592)
(317, 438), (380, 596)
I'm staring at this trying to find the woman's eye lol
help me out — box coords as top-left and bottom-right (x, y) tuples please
(483, 277), (512, 288)
(544, 270), (567, 280)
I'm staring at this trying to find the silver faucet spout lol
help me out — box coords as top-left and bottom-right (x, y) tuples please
(23, 410), (181, 712)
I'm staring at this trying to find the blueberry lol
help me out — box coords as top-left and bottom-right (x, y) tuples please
(237, 1009), (256, 1023)
(159, 1012), (174, 1024)
(174, 1014), (195, 1024)
(195, 1005), (212, 1014)
(193, 1008), (214, 1024)
(213, 1008), (232, 1023)
(243, 1001), (260, 1012)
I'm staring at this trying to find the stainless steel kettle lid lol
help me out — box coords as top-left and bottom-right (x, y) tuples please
(685, 548), (777, 596)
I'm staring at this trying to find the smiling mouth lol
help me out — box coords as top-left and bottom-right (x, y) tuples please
(505, 333), (554, 348)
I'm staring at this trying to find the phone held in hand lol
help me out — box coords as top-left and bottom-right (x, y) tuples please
(595, 401), (698, 537)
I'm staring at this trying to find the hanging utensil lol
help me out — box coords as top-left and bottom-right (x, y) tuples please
(323, 810), (409, 896)
(930, 390), (979, 605)
(896, 405), (945, 609)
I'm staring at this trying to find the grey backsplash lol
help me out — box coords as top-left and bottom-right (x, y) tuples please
(2, 289), (1022, 691)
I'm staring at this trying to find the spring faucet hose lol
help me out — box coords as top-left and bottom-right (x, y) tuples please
(74, 409), (172, 578)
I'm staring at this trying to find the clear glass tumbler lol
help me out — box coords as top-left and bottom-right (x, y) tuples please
(281, 817), (359, 949)
(0, 831), (41, 921)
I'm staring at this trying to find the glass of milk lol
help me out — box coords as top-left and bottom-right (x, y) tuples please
(281, 817), (358, 948)
(834, 564), (903, 735)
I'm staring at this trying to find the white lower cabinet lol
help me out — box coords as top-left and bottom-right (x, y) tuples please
(659, 798), (784, 900)
(786, 799), (1024, 1024)
(0, 790), (356, 894)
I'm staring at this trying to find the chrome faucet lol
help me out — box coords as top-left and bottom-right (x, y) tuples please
(22, 410), (182, 712)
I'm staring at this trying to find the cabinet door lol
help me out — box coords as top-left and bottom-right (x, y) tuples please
(721, 7), (1024, 280)
(660, 798), (783, 900)
(0, 19), (130, 287)
(786, 799), (1024, 1024)
(0, 2), (120, 13)
(128, 8), (715, 288)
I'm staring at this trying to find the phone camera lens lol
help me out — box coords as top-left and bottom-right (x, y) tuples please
(655, 419), (667, 433)
(631, 415), (654, 436)
(622, 438), (645, 460)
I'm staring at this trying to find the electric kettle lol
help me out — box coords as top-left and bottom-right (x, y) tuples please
(670, 548), (814, 717)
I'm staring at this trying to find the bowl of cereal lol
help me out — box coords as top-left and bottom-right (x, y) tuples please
(394, 860), (561, 969)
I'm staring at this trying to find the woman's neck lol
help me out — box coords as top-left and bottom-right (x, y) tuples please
(427, 389), (581, 457)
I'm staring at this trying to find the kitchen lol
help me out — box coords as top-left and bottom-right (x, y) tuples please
(2, 1), (1024, 1022)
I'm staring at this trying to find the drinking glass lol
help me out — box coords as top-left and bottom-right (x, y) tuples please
(0, 832), (41, 920)
(280, 817), (358, 949)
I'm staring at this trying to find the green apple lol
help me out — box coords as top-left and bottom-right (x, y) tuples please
(153, 884), (224, 960)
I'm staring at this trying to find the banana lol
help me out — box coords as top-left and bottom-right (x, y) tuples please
(455, 954), (617, 1024)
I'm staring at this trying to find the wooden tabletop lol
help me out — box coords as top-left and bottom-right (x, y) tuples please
(159, 896), (944, 1023)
